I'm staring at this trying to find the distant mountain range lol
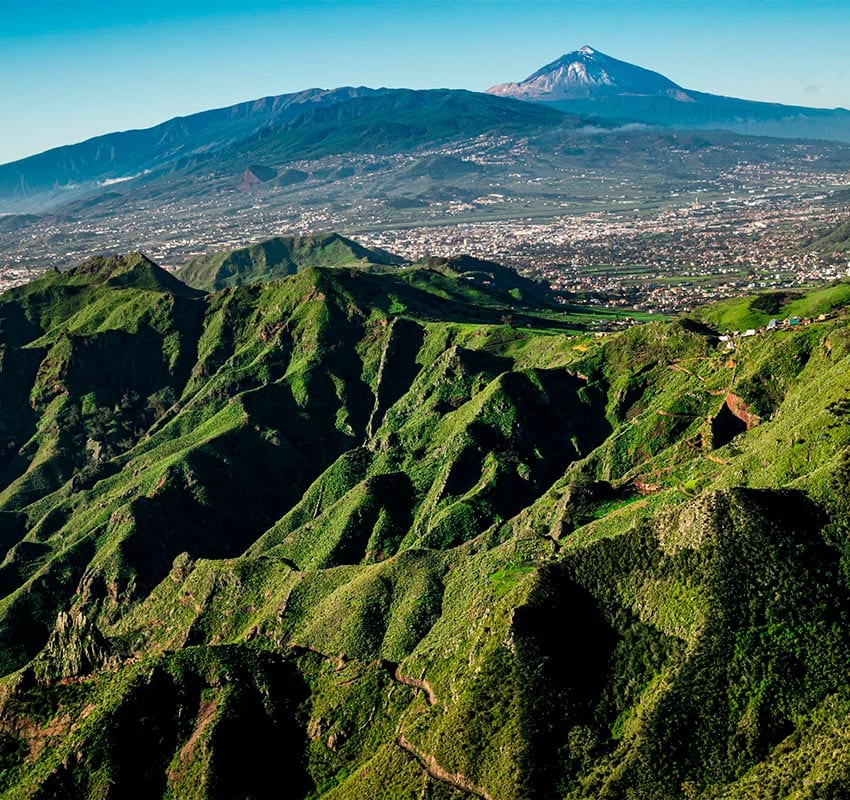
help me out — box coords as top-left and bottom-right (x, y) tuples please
(0, 88), (567, 213)
(0, 88), (381, 201)
(0, 47), (849, 217)
(488, 46), (850, 142)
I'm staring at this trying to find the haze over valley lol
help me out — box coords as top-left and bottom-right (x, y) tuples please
(1, 50), (849, 316)
(1, 21), (850, 799)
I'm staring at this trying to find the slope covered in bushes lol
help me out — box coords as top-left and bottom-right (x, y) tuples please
(1, 252), (850, 798)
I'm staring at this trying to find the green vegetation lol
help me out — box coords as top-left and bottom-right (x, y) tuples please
(178, 233), (405, 292)
(804, 217), (850, 261)
(1, 250), (850, 797)
(242, 89), (567, 164)
(690, 279), (850, 331)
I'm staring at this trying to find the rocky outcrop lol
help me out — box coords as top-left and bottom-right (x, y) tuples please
(708, 392), (760, 449)
(34, 609), (115, 682)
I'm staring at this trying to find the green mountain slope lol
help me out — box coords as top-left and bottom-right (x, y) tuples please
(232, 89), (568, 164)
(177, 233), (406, 291)
(804, 218), (850, 261)
(1, 255), (850, 798)
(689, 279), (850, 331)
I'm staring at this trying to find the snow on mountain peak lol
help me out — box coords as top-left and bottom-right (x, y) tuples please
(486, 45), (692, 102)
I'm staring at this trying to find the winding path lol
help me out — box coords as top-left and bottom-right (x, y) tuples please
(396, 735), (495, 800)
(291, 648), (493, 798)
(389, 662), (437, 706)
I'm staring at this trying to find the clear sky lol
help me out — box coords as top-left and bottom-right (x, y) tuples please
(2, 0), (849, 165)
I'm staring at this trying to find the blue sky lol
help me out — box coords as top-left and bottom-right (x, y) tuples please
(2, 0), (849, 164)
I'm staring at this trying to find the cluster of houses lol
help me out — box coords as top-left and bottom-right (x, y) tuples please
(718, 312), (833, 349)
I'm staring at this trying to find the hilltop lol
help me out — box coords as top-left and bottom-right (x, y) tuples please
(177, 233), (406, 291)
(0, 253), (849, 796)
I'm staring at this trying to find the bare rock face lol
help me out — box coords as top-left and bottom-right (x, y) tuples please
(709, 392), (760, 449)
(238, 164), (277, 190)
(34, 609), (115, 682)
